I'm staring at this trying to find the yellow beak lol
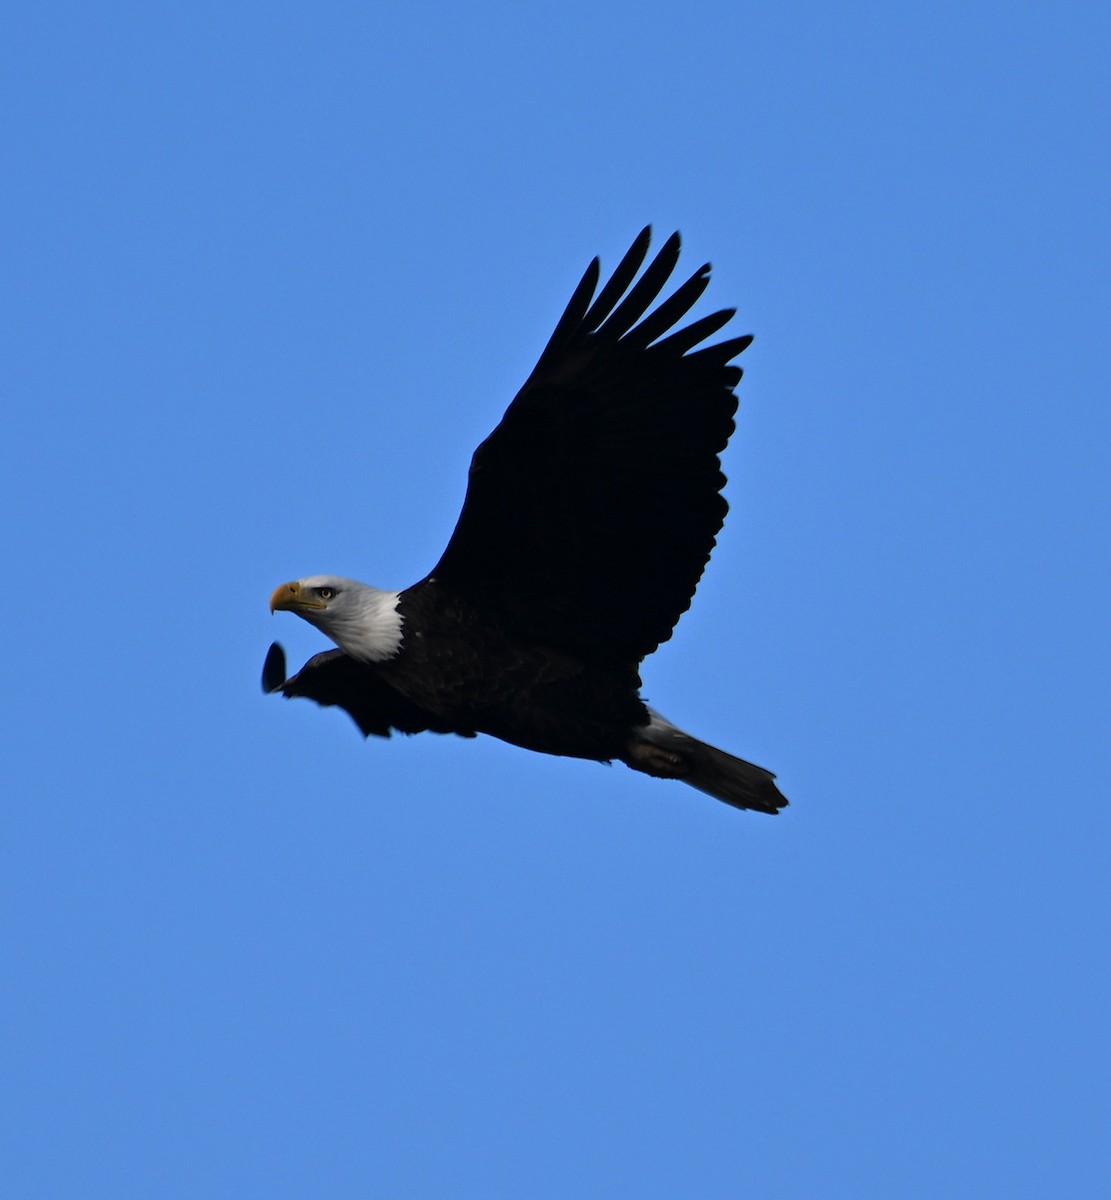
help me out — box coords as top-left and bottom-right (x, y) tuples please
(270, 580), (325, 613)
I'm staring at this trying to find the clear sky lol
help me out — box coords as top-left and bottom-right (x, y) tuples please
(3, 3), (1109, 1197)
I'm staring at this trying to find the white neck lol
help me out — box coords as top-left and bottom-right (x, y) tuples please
(323, 583), (404, 664)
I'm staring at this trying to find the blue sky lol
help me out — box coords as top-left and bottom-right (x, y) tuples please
(3, 3), (1109, 1196)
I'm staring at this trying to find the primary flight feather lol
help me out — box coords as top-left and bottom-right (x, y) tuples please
(264, 228), (787, 814)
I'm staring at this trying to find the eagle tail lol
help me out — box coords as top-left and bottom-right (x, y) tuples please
(623, 709), (788, 815)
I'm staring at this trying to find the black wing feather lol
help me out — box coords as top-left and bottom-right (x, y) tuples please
(580, 226), (652, 330)
(624, 265), (711, 349)
(651, 308), (738, 357)
(596, 231), (682, 337)
(261, 642), (465, 738)
(429, 228), (750, 668)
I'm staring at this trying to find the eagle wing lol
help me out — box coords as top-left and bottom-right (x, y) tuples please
(428, 228), (751, 668)
(261, 643), (470, 738)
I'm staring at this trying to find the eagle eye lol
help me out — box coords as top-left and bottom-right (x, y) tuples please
(316, 586), (336, 600)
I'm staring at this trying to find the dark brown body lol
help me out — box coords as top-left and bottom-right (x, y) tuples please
(380, 584), (647, 761)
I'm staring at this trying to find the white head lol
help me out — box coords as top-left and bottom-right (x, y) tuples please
(269, 575), (404, 663)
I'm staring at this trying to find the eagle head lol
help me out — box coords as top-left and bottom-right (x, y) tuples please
(269, 575), (404, 663)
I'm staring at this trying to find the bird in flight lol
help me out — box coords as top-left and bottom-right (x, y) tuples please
(264, 228), (787, 814)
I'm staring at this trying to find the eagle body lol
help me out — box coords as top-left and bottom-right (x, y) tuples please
(265, 229), (788, 814)
(386, 584), (648, 761)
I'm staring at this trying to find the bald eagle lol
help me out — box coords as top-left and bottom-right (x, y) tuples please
(264, 228), (787, 814)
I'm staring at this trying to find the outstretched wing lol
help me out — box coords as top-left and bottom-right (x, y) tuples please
(261, 643), (470, 738)
(429, 227), (750, 668)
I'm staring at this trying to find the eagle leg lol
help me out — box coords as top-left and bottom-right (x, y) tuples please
(622, 739), (691, 779)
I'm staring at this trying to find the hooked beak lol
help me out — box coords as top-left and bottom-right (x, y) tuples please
(269, 580), (325, 614)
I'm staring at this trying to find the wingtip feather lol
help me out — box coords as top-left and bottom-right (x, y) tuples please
(262, 642), (287, 694)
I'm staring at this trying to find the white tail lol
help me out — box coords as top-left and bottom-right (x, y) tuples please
(622, 710), (788, 814)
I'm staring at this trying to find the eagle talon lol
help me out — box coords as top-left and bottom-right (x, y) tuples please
(623, 741), (690, 779)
